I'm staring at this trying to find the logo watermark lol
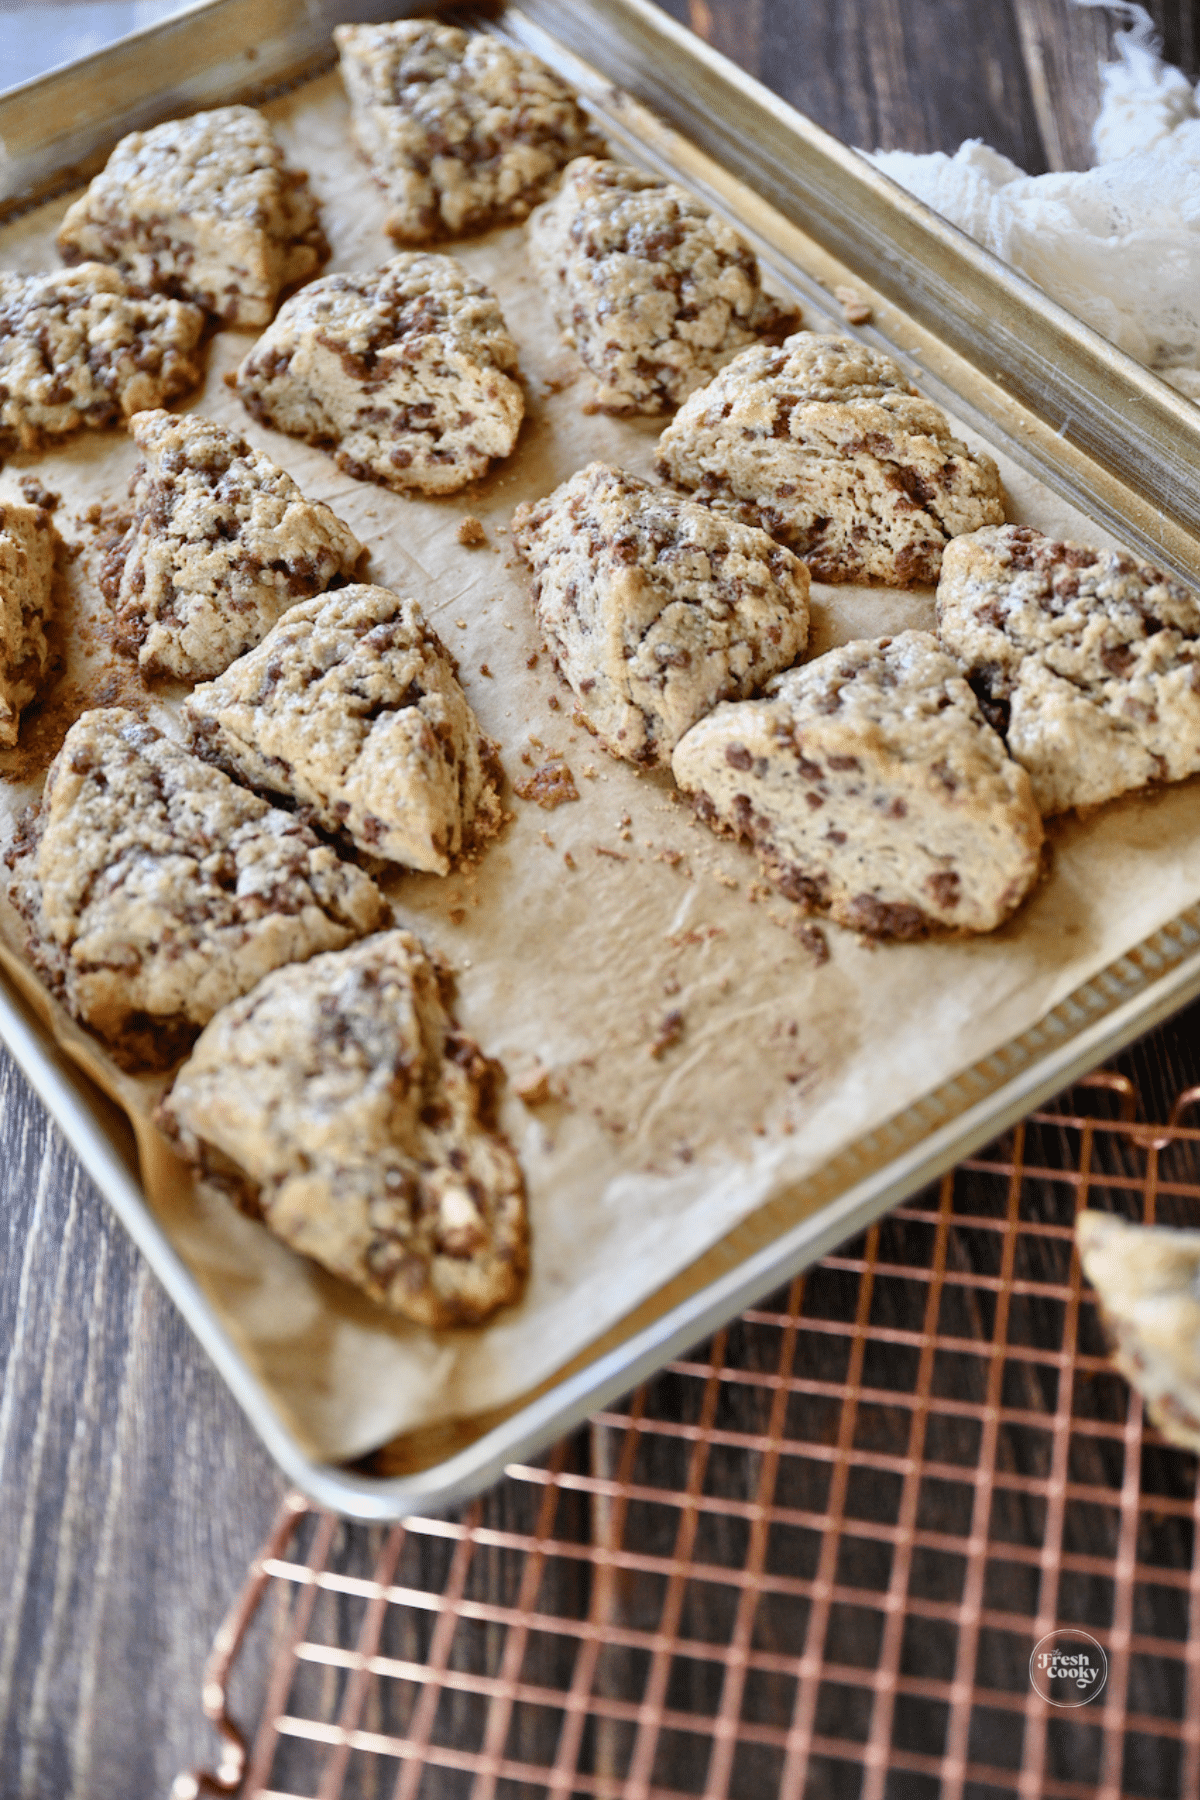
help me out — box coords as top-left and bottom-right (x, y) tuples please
(1029, 1629), (1108, 1707)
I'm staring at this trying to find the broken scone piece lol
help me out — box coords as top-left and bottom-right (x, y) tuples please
(672, 630), (1043, 938)
(6, 709), (389, 1070)
(0, 266), (205, 460)
(938, 524), (1200, 814)
(57, 106), (327, 327)
(103, 409), (363, 683)
(185, 584), (502, 873)
(528, 157), (798, 413)
(159, 929), (528, 1326)
(0, 499), (58, 747)
(234, 252), (524, 494)
(655, 333), (1005, 585)
(1077, 1210), (1200, 1454)
(335, 18), (604, 244)
(512, 463), (810, 766)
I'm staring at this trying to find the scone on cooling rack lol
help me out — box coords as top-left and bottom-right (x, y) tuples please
(335, 18), (604, 243)
(159, 929), (528, 1327)
(937, 524), (1200, 815)
(232, 253), (524, 494)
(1077, 1210), (1200, 1455)
(6, 709), (388, 1070)
(672, 630), (1043, 938)
(0, 499), (59, 747)
(655, 333), (1005, 586)
(185, 585), (503, 874)
(103, 410), (363, 684)
(0, 266), (204, 461)
(512, 463), (810, 766)
(528, 156), (799, 413)
(57, 106), (327, 328)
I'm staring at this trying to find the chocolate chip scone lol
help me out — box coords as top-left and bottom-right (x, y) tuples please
(158, 930), (527, 1326)
(233, 253), (524, 494)
(57, 106), (327, 328)
(0, 499), (58, 747)
(937, 524), (1200, 815)
(103, 410), (362, 683)
(6, 709), (389, 1070)
(1077, 1211), (1200, 1455)
(672, 630), (1043, 937)
(511, 463), (810, 767)
(0, 266), (205, 460)
(185, 584), (502, 873)
(334, 18), (603, 244)
(655, 333), (1005, 586)
(528, 157), (798, 414)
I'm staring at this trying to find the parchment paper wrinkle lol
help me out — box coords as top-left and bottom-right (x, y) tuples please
(2, 73), (1200, 1465)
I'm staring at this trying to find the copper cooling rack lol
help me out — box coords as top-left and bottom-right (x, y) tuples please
(176, 1073), (1200, 1800)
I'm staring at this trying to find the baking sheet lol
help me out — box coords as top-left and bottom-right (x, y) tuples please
(3, 64), (1200, 1467)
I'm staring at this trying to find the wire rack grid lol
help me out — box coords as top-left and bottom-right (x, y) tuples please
(177, 1073), (1200, 1800)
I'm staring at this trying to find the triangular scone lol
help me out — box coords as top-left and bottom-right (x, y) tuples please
(1077, 1211), (1200, 1454)
(103, 410), (363, 683)
(937, 524), (1200, 814)
(335, 19), (604, 244)
(6, 709), (389, 1070)
(672, 631), (1043, 938)
(511, 463), (810, 766)
(0, 499), (58, 746)
(655, 333), (1005, 585)
(185, 585), (502, 874)
(159, 930), (528, 1326)
(527, 157), (798, 414)
(57, 106), (327, 327)
(234, 253), (524, 495)
(0, 266), (204, 459)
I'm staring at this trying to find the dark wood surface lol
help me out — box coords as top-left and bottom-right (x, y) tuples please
(3, 3), (1200, 1796)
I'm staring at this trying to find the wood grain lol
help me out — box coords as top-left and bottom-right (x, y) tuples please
(3, 3), (1200, 1795)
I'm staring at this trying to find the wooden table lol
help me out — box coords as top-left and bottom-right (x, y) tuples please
(1, 3), (1198, 1795)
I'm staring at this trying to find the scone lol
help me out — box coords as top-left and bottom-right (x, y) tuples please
(335, 18), (604, 244)
(0, 499), (58, 747)
(1077, 1211), (1200, 1454)
(655, 333), (1005, 585)
(57, 106), (327, 328)
(103, 409), (363, 683)
(233, 253), (524, 494)
(672, 630), (1043, 937)
(185, 584), (502, 873)
(6, 708), (389, 1070)
(0, 266), (205, 459)
(937, 524), (1200, 815)
(511, 463), (810, 766)
(528, 157), (798, 413)
(158, 930), (528, 1326)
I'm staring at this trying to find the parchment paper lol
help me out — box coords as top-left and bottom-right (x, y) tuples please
(3, 71), (1199, 1466)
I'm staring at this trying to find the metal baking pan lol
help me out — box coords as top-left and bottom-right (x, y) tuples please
(3, 0), (1200, 1520)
